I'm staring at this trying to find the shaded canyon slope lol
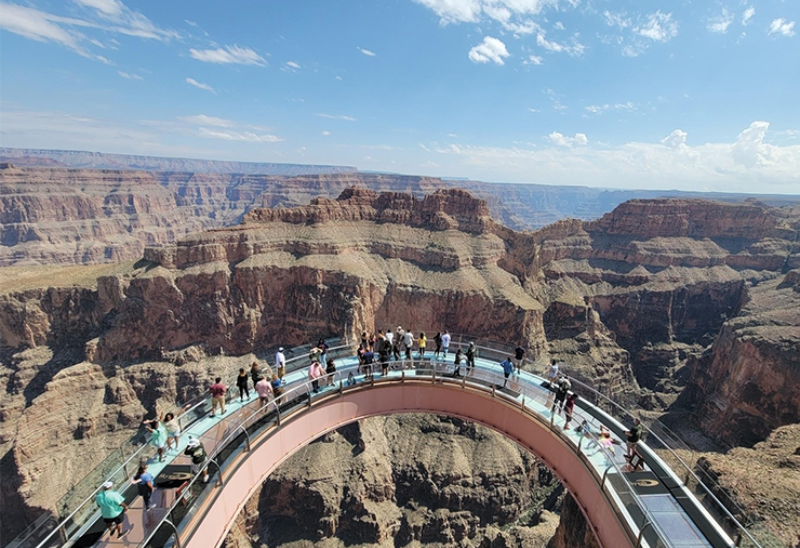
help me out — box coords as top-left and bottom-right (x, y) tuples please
(1, 188), (799, 546)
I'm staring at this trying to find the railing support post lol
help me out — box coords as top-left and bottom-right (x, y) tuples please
(239, 425), (251, 452)
(208, 458), (221, 486)
(492, 384), (496, 398)
(636, 521), (652, 548)
(163, 519), (182, 548)
(601, 464), (614, 490)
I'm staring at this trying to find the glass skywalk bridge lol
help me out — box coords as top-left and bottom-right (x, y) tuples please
(10, 338), (782, 548)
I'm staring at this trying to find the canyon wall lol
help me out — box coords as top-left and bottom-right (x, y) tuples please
(1, 188), (799, 545)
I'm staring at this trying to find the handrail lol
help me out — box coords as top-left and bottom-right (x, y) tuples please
(26, 338), (778, 548)
(562, 376), (772, 548)
(28, 338), (355, 548)
(143, 362), (731, 548)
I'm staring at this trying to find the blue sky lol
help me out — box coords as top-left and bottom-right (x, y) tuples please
(1, 0), (799, 193)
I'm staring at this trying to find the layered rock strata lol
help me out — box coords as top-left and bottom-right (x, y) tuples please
(2, 190), (799, 545)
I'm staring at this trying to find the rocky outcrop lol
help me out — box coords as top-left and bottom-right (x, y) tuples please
(2, 189), (800, 545)
(679, 272), (800, 447)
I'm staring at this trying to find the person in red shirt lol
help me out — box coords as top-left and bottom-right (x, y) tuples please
(209, 377), (226, 417)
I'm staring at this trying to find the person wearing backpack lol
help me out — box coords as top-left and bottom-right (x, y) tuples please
(184, 437), (210, 483)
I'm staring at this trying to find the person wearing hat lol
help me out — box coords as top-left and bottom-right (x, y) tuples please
(275, 347), (286, 379)
(184, 437), (210, 483)
(466, 342), (477, 370)
(95, 481), (129, 538)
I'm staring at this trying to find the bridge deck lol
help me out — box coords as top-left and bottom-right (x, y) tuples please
(32, 349), (735, 548)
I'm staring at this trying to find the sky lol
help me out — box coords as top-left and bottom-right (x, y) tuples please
(1, 0), (799, 194)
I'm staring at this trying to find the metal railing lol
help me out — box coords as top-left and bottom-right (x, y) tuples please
(18, 337), (784, 548)
(131, 360), (728, 548)
(17, 337), (355, 548)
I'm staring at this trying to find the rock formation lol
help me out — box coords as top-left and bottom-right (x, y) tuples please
(1, 187), (799, 546)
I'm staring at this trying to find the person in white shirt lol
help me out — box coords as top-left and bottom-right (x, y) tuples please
(403, 330), (414, 360)
(275, 347), (286, 379)
(441, 331), (451, 359)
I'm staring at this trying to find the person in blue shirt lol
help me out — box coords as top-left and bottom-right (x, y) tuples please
(500, 357), (514, 387)
(132, 464), (155, 509)
(95, 481), (129, 538)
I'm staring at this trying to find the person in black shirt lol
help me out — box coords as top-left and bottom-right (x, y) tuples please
(513, 345), (525, 376)
(184, 437), (210, 483)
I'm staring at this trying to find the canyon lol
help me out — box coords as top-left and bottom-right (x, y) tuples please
(1, 180), (799, 547)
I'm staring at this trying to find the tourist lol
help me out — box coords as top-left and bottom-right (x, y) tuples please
(417, 332), (427, 360)
(563, 393), (578, 430)
(362, 347), (375, 379)
(184, 437), (210, 483)
(360, 331), (369, 349)
(132, 464), (155, 510)
(545, 359), (560, 407)
(270, 374), (283, 398)
(255, 375), (272, 408)
(142, 417), (167, 462)
(392, 335), (402, 362)
(552, 376), (571, 413)
(236, 368), (250, 402)
(453, 348), (464, 376)
(441, 330), (451, 359)
(162, 408), (187, 452)
(433, 332), (442, 360)
(378, 339), (390, 374)
(209, 377), (226, 418)
(95, 481), (129, 538)
(513, 345), (525, 376)
(275, 347), (286, 379)
(385, 329), (394, 357)
(317, 338), (329, 364)
(466, 342), (477, 370)
(325, 358), (337, 385)
(403, 330), (414, 361)
(625, 418), (643, 459)
(250, 361), (261, 386)
(546, 358), (559, 385)
(308, 359), (325, 393)
(500, 356), (514, 387)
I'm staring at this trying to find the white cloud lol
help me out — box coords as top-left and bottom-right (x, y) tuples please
(536, 33), (585, 55)
(286, 61), (301, 69)
(177, 115), (234, 127)
(0, 0), (176, 62)
(425, 121), (800, 193)
(118, 70), (142, 80)
(731, 121), (771, 167)
(742, 6), (755, 26)
(549, 131), (588, 147)
(189, 45), (266, 65)
(661, 129), (687, 148)
(524, 54), (544, 65)
(197, 127), (282, 143)
(635, 11), (678, 42)
(621, 45), (642, 57)
(0, 3), (91, 57)
(186, 77), (215, 94)
(707, 8), (734, 34)
(321, 131), (331, 136)
(603, 10), (631, 29)
(585, 102), (635, 114)
(357, 47), (377, 56)
(317, 113), (357, 121)
(468, 36), (510, 65)
(412, 0), (569, 35)
(769, 18), (795, 37)
(553, 21), (564, 30)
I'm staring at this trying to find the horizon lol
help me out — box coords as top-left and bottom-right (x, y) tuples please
(1, 0), (799, 194)
(5, 145), (800, 199)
